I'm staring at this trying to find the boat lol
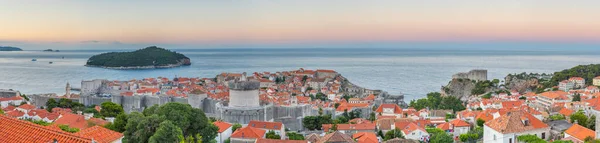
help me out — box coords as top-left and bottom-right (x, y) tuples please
(49, 62), (53, 64)
(31, 59), (37, 61)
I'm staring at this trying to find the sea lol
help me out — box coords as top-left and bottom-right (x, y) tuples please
(1, 48), (600, 101)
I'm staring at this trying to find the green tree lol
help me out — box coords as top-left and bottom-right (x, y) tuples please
(287, 132), (305, 140)
(476, 118), (485, 127)
(124, 112), (145, 142)
(143, 104), (159, 116)
(0, 108), (4, 115)
(156, 102), (217, 143)
(135, 114), (165, 143)
(570, 111), (589, 127)
(549, 114), (566, 121)
(517, 134), (545, 143)
(368, 112), (376, 121)
(113, 113), (129, 132)
(232, 123), (242, 132)
(377, 130), (384, 138)
(384, 128), (405, 141)
(100, 102), (124, 117)
(58, 125), (80, 133)
(588, 115), (596, 130)
(302, 116), (319, 130)
(573, 94), (581, 102)
(149, 121), (184, 143)
(265, 130), (281, 139)
(46, 98), (58, 112)
(429, 130), (453, 143)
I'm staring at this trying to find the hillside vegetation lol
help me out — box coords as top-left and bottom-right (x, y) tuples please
(86, 46), (190, 68)
(546, 64), (600, 87)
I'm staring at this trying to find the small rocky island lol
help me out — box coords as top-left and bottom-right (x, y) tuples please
(0, 46), (23, 51)
(85, 46), (191, 69)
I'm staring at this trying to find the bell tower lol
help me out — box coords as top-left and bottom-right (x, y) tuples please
(65, 82), (71, 98)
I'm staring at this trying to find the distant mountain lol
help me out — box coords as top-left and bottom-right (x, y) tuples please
(0, 46), (23, 51)
(85, 46), (191, 69)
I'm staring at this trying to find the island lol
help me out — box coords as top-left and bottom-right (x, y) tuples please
(42, 49), (59, 52)
(0, 46), (23, 51)
(85, 46), (191, 69)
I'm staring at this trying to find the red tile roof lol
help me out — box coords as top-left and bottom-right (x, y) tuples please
(0, 115), (91, 143)
(352, 132), (378, 143)
(565, 124), (595, 141)
(485, 110), (548, 134)
(17, 104), (36, 110)
(231, 126), (266, 139)
(375, 104), (403, 114)
(0, 95), (22, 101)
(437, 119), (471, 130)
(75, 125), (123, 143)
(322, 123), (377, 132)
(213, 121), (232, 133)
(248, 120), (283, 130)
(558, 108), (574, 116)
(256, 138), (308, 143)
(54, 113), (108, 129)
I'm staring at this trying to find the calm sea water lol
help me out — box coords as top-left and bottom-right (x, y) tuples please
(1, 48), (600, 101)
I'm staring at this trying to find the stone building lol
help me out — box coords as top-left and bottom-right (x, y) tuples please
(452, 69), (488, 81)
(216, 80), (274, 124)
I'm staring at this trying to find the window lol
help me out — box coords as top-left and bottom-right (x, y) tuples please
(542, 133), (545, 139)
(493, 135), (496, 140)
(509, 138), (512, 143)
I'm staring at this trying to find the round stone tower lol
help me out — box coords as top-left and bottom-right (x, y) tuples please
(228, 80), (260, 107)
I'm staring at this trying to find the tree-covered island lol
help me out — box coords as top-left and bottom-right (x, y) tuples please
(85, 46), (191, 69)
(0, 46), (23, 51)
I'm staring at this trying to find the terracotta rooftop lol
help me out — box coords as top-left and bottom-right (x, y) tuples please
(213, 121), (233, 133)
(248, 120), (283, 130)
(322, 123), (376, 132)
(17, 104), (36, 110)
(0, 115), (91, 143)
(230, 126), (266, 139)
(54, 113), (108, 129)
(75, 125), (123, 143)
(375, 104), (403, 114)
(484, 110), (548, 134)
(317, 131), (355, 143)
(437, 119), (471, 130)
(256, 138), (308, 143)
(564, 124), (595, 141)
(352, 132), (378, 143)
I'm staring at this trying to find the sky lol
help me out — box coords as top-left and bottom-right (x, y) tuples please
(1, 1), (600, 50)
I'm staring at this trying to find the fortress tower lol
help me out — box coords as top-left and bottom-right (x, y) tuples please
(228, 80), (260, 107)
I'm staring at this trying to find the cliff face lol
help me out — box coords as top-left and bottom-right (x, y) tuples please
(504, 75), (540, 93)
(441, 79), (476, 101)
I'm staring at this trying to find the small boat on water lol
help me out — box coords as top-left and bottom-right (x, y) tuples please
(49, 61), (53, 64)
(31, 59), (37, 61)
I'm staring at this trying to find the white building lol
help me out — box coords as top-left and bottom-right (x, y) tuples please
(248, 120), (286, 140)
(0, 96), (23, 108)
(559, 80), (575, 92)
(594, 76), (600, 87)
(483, 111), (550, 143)
(569, 77), (586, 89)
(375, 104), (404, 118)
(214, 121), (233, 143)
